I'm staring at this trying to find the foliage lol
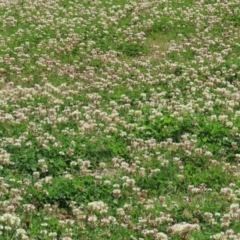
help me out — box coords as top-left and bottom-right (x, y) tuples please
(0, 0), (240, 239)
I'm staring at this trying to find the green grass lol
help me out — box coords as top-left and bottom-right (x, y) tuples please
(0, 0), (240, 239)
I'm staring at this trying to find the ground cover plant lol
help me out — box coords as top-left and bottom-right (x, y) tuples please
(0, 0), (240, 239)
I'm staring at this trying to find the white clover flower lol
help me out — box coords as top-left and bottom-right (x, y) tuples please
(104, 180), (111, 185)
(88, 215), (97, 223)
(167, 222), (200, 237)
(16, 228), (26, 237)
(87, 201), (108, 214)
(113, 189), (121, 198)
(155, 232), (169, 240)
(0, 213), (20, 228)
(48, 232), (57, 237)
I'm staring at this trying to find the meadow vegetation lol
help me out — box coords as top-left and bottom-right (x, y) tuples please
(0, 0), (240, 239)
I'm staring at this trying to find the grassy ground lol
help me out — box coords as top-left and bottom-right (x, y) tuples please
(0, 0), (240, 239)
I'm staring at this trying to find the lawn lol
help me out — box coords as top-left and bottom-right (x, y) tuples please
(0, 0), (240, 239)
